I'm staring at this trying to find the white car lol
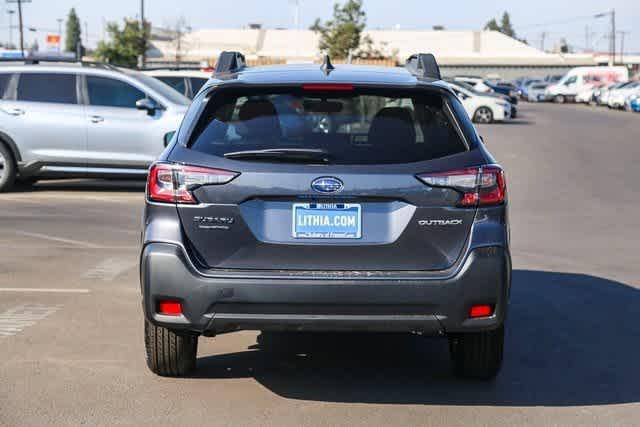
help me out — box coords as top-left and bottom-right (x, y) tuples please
(607, 81), (640, 109)
(447, 82), (510, 124)
(143, 69), (211, 99)
(453, 76), (494, 93)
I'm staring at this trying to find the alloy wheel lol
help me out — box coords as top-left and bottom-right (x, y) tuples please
(475, 107), (493, 124)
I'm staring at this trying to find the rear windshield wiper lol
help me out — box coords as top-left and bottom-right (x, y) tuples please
(223, 148), (331, 163)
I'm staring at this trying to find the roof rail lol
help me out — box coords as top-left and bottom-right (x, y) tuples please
(0, 56), (122, 71)
(405, 53), (441, 80)
(214, 51), (246, 75)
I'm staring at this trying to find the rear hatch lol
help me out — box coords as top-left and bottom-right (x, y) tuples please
(166, 84), (487, 271)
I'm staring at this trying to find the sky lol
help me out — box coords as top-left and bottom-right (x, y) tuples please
(1, 0), (638, 54)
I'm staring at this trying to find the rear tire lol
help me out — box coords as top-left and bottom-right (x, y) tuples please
(449, 325), (504, 380)
(144, 319), (198, 377)
(0, 143), (16, 193)
(554, 95), (566, 104)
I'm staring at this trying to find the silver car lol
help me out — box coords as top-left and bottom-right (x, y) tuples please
(0, 60), (191, 192)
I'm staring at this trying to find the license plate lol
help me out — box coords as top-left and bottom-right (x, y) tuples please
(292, 203), (361, 239)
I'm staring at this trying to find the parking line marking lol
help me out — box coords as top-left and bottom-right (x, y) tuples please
(0, 288), (90, 293)
(0, 304), (61, 338)
(82, 258), (137, 282)
(13, 230), (104, 249)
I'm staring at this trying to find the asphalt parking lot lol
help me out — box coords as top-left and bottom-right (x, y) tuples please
(1, 103), (639, 426)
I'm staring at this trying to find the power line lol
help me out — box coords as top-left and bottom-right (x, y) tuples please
(518, 14), (597, 30)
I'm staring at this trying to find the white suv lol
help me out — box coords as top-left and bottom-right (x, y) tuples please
(0, 60), (192, 192)
(143, 69), (210, 99)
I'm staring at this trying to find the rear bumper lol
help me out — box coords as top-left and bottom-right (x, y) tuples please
(141, 243), (511, 336)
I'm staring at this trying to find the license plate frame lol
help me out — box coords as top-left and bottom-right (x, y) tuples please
(292, 203), (362, 239)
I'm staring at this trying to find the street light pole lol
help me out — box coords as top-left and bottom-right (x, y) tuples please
(7, 10), (14, 48)
(140, 0), (146, 69)
(17, 0), (24, 54)
(57, 18), (63, 53)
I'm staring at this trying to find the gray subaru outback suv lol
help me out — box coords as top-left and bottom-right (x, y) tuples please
(141, 52), (511, 379)
(0, 59), (190, 192)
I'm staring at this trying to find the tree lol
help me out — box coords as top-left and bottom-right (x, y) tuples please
(95, 19), (146, 68)
(484, 18), (500, 32)
(500, 12), (515, 38)
(65, 8), (82, 53)
(311, 0), (367, 59)
(484, 12), (517, 39)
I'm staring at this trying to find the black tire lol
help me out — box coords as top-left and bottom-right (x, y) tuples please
(554, 95), (566, 104)
(0, 143), (16, 193)
(449, 325), (504, 380)
(144, 319), (198, 377)
(473, 107), (494, 124)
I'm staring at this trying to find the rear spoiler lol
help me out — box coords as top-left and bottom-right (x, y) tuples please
(405, 53), (441, 81)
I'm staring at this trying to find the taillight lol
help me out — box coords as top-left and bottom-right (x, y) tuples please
(417, 165), (506, 207)
(147, 163), (239, 204)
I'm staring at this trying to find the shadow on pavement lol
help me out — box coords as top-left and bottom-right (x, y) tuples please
(193, 270), (640, 406)
(13, 179), (145, 193)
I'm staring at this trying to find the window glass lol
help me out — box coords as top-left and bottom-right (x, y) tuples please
(17, 73), (77, 104)
(189, 88), (468, 165)
(189, 78), (207, 95)
(0, 73), (11, 99)
(87, 76), (146, 108)
(157, 76), (187, 96)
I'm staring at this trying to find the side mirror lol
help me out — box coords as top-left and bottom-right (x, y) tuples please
(136, 98), (158, 115)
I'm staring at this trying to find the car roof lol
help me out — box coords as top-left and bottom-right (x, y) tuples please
(144, 69), (211, 78)
(0, 62), (129, 76)
(207, 63), (447, 89)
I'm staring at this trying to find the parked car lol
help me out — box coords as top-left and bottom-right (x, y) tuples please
(521, 80), (542, 100)
(447, 80), (512, 123)
(515, 78), (539, 99)
(594, 82), (624, 106)
(451, 80), (517, 118)
(453, 76), (494, 93)
(527, 82), (549, 102)
(141, 52), (511, 379)
(0, 59), (191, 192)
(607, 81), (640, 109)
(545, 66), (629, 103)
(543, 75), (563, 84)
(629, 95), (640, 112)
(455, 77), (519, 108)
(143, 69), (210, 99)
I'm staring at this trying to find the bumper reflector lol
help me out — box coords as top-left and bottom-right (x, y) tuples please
(469, 304), (493, 318)
(158, 300), (182, 316)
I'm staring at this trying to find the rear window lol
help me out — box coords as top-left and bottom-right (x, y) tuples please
(0, 73), (11, 98)
(17, 73), (77, 104)
(188, 87), (468, 164)
(157, 76), (187, 96)
(190, 78), (207, 94)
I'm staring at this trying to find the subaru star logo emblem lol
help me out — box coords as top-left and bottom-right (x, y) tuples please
(311, 177), (343, 193)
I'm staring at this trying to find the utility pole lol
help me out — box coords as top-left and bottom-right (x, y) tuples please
(611, 9), (615, 65)
(6, 0), (31, 56)
(617, 31), (627, 65)
(584, 25), (589, 52)
(140, 0), (146, 69)
(594, 9), (615, 66)
(540, 32), (546, 52)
